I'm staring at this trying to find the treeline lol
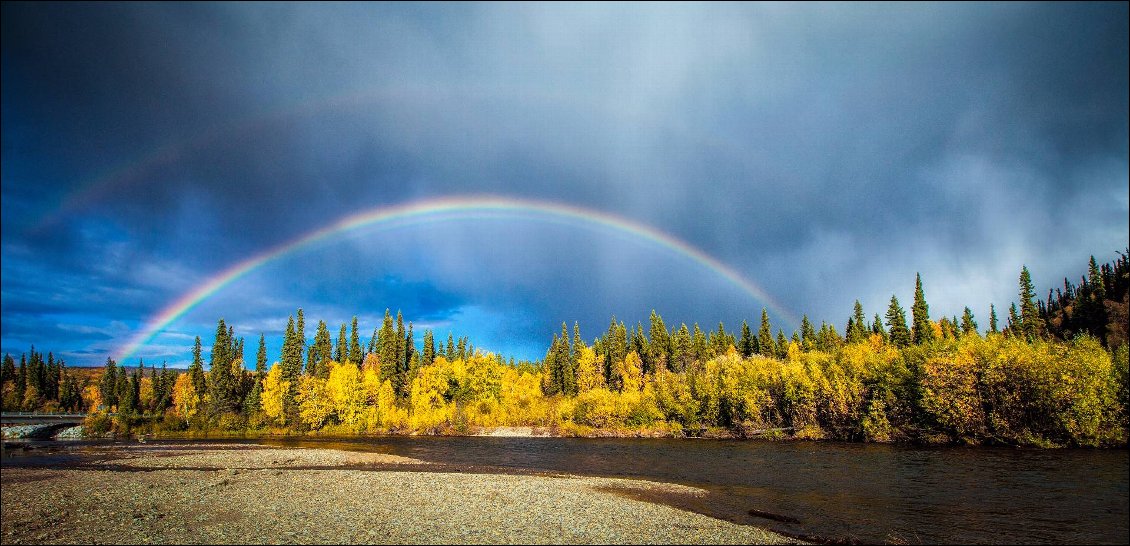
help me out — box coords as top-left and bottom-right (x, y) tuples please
(0, 347), (84, 412)
(2, 252), (1126, 447)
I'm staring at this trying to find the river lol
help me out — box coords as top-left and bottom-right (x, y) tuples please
(4, 436), (1127, 544)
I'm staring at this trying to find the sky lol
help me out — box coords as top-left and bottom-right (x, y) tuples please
(2, 2), (1127, 367)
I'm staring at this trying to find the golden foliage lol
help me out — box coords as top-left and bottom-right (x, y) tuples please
(171, 373), (199, 424)
(259, 363), (289, 426)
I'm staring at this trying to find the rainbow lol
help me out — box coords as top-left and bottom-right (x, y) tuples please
(114, 195), (794, 362)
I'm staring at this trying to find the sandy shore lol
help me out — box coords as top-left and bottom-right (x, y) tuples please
(1, 444), (797, 544)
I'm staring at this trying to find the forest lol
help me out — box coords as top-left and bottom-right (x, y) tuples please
(2, 251), (1127, 447)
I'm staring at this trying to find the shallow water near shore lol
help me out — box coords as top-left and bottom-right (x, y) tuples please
(5, 436), (1127, 544)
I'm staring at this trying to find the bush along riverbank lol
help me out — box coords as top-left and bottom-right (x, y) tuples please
(81, 332), (1127, 449)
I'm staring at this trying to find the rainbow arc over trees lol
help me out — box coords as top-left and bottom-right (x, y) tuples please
(114, 195), (794, 362)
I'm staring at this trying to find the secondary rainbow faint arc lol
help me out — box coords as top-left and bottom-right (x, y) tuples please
(115, 196), (795, 362)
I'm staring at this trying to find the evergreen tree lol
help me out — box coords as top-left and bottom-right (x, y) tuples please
(1018, 266), (1045, 340)
(209, 318), (234, 411)
(190, 336), (207, 395)
(648, 310), (671, 371)
(296, 308), (306, 368)
(457, 337), (469, 360)
(1083, 256), (1109, 344)
(543, 335), (561, 396)
(572, 322), (584, 371)
(401, 323), (415, 394)
(349, 316), (362, 364)
(886, 295), (911, 347)
(758, 309), (774, 357)
(989, 304), (999, 334)
(335, 323), (348, 363)
(603, 317), (629, 382)
(800, 315), (816, 350)
(671, 324), (692, 372)
(308, 320), (332, 376)
(775, 330), (789, 359)
(280, 315), (301, 380)
(630, 323), (647, 370)
(847, 300), (868, 343)
(422, 329), (436, 367)
(960, 307), (979, 337)
(1, 353), (13, 387)
(379, 310), (398, 382)
(911, 273), (935, 344)
(816, 322), (843, 352)
(254, 334), (267, 378)
(445, 333), (455, 361)
(738, 320), (755, 357)
(693, 323), (709, 361)
(1007, 303), (1020, 335)
(100, 357), (118, 410)
(115, 369), (131, 415)
(15, 355), (27, 407)
(396, 312), (406, 371)
(872, 313), (887, 340)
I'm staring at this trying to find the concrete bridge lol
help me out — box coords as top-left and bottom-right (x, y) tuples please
(1, 413), (87, 439)
(1, 412), (87, 425)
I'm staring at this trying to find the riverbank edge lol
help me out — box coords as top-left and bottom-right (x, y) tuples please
(0, 443), (803, 545)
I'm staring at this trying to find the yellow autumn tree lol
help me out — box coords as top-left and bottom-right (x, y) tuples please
(260, 363), (289, 426)
(614, 351), (644, 393)
(410, 357), (452, 432)
(171, 373), (199, 425)
(82, 384), (103, 414)
(296, 375), (333, 430)
(575, 346), (604, 393)
(326, 361), (365, 430)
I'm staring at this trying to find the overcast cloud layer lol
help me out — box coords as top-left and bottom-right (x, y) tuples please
(2, 2), (1127, 365)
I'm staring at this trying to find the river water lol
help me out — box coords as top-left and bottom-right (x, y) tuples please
(4, 436), (1127, 544)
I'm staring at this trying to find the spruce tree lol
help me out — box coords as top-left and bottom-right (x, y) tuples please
(422, 329), (436, 367)
(648, 310), (670, 370)
(572, 322), (584, 368)
(209, 318), (234, 411)
(775, 330), (788, 359)
(960, 307), (979, 337)
(911, 273), (935, 344)
(280, 315), (295, 380)
(1018, 266), (1045, 340)
(671, 324), (691, 372)
(395, 312), (406, 371)
(296, 309), (306, 368)
(100, 357), (118, 410)
(1084, 256), (1109, 343)
(872, 313), (887, 340)
(848, 300), (868, 343)
(738, 320), (755, 357)
(886, 295), (911, 347)
(379, 310), (398, 381)
(335, 323), (347, 363)
(800, 315), (816, 350)
(15, 355), (26, 407)
(349, 316), (362, 364)
(1007, 303), (1020, 335)
(693, 323), (709, 362)
(402, 323), (415, 388)
(758, 309), (774, 357)
(190, 336), (207, 395)
(989, 304), (999, 334)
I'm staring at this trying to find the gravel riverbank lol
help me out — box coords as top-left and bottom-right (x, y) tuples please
(1, 444), (797, 544)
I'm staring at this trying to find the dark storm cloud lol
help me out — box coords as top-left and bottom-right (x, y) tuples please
(2, 2), (1126, 363)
